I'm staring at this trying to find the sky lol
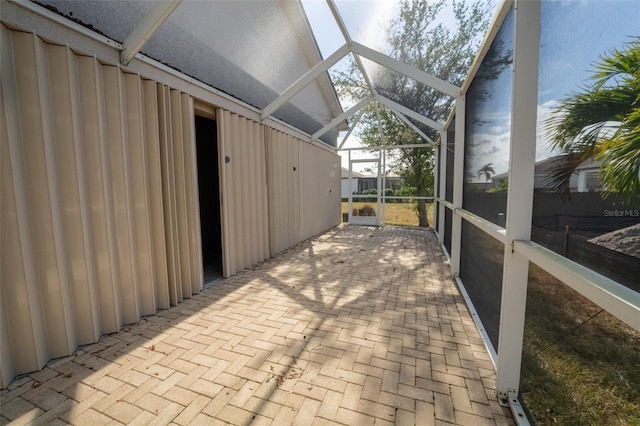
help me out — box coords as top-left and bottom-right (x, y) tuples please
(465, 0), (640, 182)
(300, 1), (640, 178)
(301, 0), (400, 172)
(301, 0), (400, 58)
(300, 0), (496, 172)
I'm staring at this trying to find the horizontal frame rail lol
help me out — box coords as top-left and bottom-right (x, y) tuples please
(514, 240), (640, 332)
(437, 199), (506, 244)
(439, 196), (638, 332)
(381, 196), (434, 201)
(455, 207), (507, 245)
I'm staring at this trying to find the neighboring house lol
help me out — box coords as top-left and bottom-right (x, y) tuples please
(341, 167), (403, 197)
(575, 158), (602, 192)
(491, 155), (600, 192)
(341, 167), (367, 197)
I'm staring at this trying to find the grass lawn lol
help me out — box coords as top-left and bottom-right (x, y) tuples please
(341, 201), (434, 227)
(521, 265), (640, 425)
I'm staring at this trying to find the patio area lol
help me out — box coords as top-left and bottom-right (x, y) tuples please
(1, 225), (514, 425)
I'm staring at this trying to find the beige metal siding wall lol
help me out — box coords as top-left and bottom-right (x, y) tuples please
(266, 128), (341, 254)
(217, 110), (270, 276)
(298, 143), (342, 241)
(265, 128), (301, 255)
(0, 27), (202, 387)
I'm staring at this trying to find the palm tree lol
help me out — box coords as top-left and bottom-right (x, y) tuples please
(544, 37), (640, 199)
(477, 162), (495, 190)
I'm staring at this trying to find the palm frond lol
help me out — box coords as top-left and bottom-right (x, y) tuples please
(541, 153), (591, 201)
(544, 36), (640, 200)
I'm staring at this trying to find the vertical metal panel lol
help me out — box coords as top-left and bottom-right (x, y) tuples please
(48, 44), (101, 344)
(158, 84), (181, 304)
(170, 89), (192, 298)
(1, 26), (48, 380)
(238, 116), (251, 269)
(267, 130), (277, 254)
(124, 73), (156, 316)
(256, 122), (265, 263)
(1, 22), (338, 385)
(291, 137), (300, 244)
(266, 130), (281, 254)
(298, 143), (341, 239)
(143, 79), (170, 310)
(103, 65), (141, 324)
(266, 129), (303, 254)
(14, 32), (76, 358)
(218, 109), (236, 276)
(259, 126), (270, 259)
(266, 128), (339, 254)
(77, 56), (122, 333)
(231, 114), (245, 272)
(248, 121), (259, 266)
(1, 26), (214, 384)
(299, 143), (310, 239)
(216, 111), (271, 275)
(182, 95), (203, 295)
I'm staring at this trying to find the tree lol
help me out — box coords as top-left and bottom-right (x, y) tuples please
(544, 37), (640, 199)
(477, 162), (495, 190)
(333, 0), (492, 227)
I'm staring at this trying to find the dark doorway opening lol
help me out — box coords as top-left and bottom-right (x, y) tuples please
(195, 115), (223, 284)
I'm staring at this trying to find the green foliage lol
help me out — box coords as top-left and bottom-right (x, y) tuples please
(397, 186), (417, 197)
(362, 188), (378, 195)
(489, 177), (509, 193)
(477, 162), (496, 190)
(332, 0), (492, 227)
(545, 37), (640, 200)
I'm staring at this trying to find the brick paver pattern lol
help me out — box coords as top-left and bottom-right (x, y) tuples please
(1, 225), (514, 425)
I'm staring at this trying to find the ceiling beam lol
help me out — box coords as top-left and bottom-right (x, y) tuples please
(326, 0), (378, 97)
(376, 95), (443, 131)
(261, 43), (350, 121)
(352, 41), (460, 98)
(389, 110), (436, 145)
(337, 106), (366, 149)
(312, 95), (373, 140)
(120, 0), (182, 66)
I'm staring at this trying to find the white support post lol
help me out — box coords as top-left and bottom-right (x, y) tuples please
(496, 0), (541, 405)
(437, 129), (447, 243)
(450, 96), (465, 276)
(120, 0), (182, 66)
(348, 150), (353, 222)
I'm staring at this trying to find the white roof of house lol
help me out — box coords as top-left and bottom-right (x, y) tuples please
(341, 167), (366, 179)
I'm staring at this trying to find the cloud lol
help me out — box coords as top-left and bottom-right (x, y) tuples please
(536, 100), (562, 161)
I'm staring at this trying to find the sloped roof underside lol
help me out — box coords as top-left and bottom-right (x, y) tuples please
(32, 0), (462, 149)
(38, 0), (343, 146)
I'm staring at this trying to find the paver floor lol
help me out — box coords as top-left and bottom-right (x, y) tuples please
(1, 225), (514, 425)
